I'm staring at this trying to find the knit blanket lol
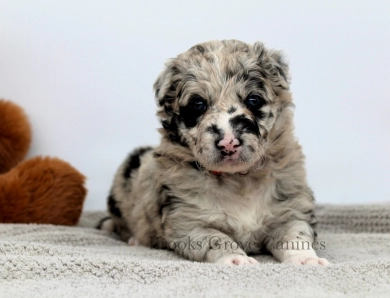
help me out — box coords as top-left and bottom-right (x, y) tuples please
(1, 204), (390, 297)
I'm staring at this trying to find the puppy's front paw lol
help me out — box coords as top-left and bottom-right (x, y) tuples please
(127, 237), (140, 246)
(216, 254), (258, 265)
(284, 255), (329, 266)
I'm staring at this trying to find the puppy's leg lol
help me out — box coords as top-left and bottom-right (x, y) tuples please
(165, 227), (258, 265)
(128, 237), (139, 246)
(265, 221), (329, 265)
(97, 215), (132, 242)
(97, 192), (132, 242)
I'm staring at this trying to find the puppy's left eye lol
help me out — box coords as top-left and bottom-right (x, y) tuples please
(245, 95), (266, 109)
(188, 96), (207, 112)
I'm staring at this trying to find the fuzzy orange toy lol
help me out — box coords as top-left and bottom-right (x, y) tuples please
(0, 99), (87, 225)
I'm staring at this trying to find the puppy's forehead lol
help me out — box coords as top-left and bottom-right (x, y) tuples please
(184, 44), (257, 75)
(174, 47), (264, 106)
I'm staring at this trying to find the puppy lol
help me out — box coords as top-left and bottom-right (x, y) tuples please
(99, 40), (328, 265)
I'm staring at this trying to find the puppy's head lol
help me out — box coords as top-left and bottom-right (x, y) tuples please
(154, 40), (293, 173)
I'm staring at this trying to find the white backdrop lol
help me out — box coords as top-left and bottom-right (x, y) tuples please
(1, 0), (389, 210)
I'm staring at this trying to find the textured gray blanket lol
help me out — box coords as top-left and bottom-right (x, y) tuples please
(1, 204), (390, 297)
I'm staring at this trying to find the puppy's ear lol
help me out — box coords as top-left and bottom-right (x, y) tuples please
(153, 61), (188, 147)
(153, 61), (181, 111)
(253, 42), (291, 90)
(269, 50), (290, 88)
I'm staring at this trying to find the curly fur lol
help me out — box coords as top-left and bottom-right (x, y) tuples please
(100, 40), (328, 265)
(0, 100), (32, 173)
(0, 100), (87, 225)
(0, 156), (86, 225)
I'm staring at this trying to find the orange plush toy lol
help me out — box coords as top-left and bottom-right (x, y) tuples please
(0, 99), (87, 225)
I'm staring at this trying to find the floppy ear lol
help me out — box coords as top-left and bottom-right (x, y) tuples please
(269, 49), (291, 87)
(154, 60), (185, 118)
(252, 42), (291, 90)
(153, 61), (188, 147)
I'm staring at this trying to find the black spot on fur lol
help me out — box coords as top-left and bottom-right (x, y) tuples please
(225, 67), (236, 80)
(229, 115), (260, 137)
(177, 86), (184, 100)
(108, 194), (122, 218)
(161, 116), (189, 147)
(169, 134), (188, 147)
(247, 106), (265, 119)
(275, 65), (287, 82)
(178, 106), (198, 127)
(227, 106), (237, 114)
(189, 161), (201, 171)
(158, 195), (183, 216)
(170, 66), (180, 76)
(162, 119), (173, 130)
(164, 105), (173, 114)
(247, 75), (265, 90)
(206, 125), (224, 149)
(158, 95), (174, 106)
(157, 78), (181, 107)
(158, 186), (198, 217)
(206, 124), (223, 138)
(234, 59), (251, 83)
(179, 96), (207, 128)
(168, 81), (177, 92)
(160, 185), (170, 191)
(192, 44), (205, 54)
(123, 147), (153, 179)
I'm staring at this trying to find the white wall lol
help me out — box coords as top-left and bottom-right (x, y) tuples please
(1, 0), (389, 210)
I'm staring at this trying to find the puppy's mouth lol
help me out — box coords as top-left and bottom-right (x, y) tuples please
(194, 143), (263, 174)
(200, 154), (253, 174)
(220, 156), (241, 164)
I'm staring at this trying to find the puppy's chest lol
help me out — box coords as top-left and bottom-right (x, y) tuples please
(202, 181), (271, 240)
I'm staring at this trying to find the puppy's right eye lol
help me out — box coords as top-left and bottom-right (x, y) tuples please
(179, 95), (208, 128)
(188, 96), (207, 112)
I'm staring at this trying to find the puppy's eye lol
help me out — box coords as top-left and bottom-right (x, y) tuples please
(188, 96), (207, 112)
(245, 95), (266, 109)
(179, 95), (207, 128)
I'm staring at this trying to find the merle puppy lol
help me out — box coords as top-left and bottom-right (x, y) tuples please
(99, 40), (328, 265)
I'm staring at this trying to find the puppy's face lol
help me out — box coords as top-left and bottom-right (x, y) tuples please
(154, 40), (292, 173)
